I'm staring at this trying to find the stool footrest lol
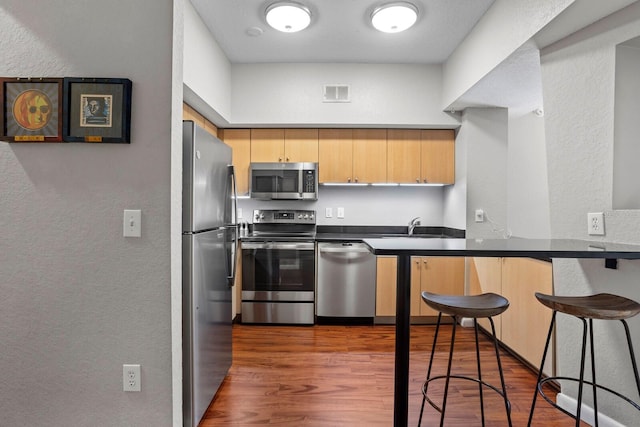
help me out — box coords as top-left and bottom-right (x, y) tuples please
(536, 376), (640, 420)
(422, 374), (512, 415)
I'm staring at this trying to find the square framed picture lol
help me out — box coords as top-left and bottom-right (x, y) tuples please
(63, 78), (132, 143)
(0, 77), (64, 142)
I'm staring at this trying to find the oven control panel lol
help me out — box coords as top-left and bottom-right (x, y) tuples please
(253, 209), (316, 224)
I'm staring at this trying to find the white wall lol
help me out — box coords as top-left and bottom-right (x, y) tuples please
(238, 186), (445, 227)
(541, 3), (640, 424)
(0, 1), (176, 426)
(508, 112), (550, 238)
(461, 108), (509, 239)
(613, 41), (640, 209)
(442, 0), (574, 110)
(183, 0), (232, 125)
(230, 63), (458, 128)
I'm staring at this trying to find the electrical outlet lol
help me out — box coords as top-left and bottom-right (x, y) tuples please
(123, 364), (141, 392)
(475, 209), (484, 223)
(588, 212), (605, 235)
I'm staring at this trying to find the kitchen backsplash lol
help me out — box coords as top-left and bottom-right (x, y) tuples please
(237, 185), (446, 226)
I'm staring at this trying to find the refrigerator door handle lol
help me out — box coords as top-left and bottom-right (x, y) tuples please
(226, 165), (238, 287)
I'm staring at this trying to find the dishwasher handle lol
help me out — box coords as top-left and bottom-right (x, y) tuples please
(319, 246), (372, 254)
(318, 243), (373, 255)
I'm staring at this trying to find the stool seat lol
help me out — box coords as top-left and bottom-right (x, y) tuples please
(421, 291), (510, 318)
(418, 291), (513, 426)
(529, 292), (640, 426)
(535, 292), (640, 320)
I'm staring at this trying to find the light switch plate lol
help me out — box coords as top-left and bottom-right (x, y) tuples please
(337, 207), (344, 219)
(123, 209), (142, 237)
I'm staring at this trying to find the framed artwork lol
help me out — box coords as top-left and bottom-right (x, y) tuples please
(63, 78), (132, 143)
(0, 77), (64, 142)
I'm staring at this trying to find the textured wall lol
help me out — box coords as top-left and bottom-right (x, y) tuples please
(0, 1), (175, 426)
(541, 4), (640, 424)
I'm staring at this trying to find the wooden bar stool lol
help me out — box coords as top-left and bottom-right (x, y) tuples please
(528, 293), (640, 426)
(418, 291), (512, 427)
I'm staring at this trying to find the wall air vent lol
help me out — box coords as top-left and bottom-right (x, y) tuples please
(323, 84), (350, 103)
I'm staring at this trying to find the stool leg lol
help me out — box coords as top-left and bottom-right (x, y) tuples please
(575, 317), (588, 427)
(489, 316), (512, 427)
(473, 318), (486, 427)
(589, 319), (599, 427)
(528, 311), (557, 426)
(418, 312), (444, 427)
(439, 315), (458, 427)
(621, 319), (640, 400)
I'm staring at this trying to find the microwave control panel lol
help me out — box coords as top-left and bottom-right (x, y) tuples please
(303, 169), (316, 192)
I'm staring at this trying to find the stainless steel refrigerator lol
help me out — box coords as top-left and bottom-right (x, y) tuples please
(182, 121), (237, 427)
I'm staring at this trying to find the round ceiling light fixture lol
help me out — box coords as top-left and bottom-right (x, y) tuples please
(371, 2), (418, 33)
(265, 2), (311, 33)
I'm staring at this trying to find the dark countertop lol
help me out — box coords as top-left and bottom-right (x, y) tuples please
(361, 237), (640, 259)
(239, 225), (465, 243)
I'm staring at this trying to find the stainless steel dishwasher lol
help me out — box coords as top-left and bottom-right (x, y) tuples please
(317, 242), (376, 322)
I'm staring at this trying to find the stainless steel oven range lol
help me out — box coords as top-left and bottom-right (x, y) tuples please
(241, 209), (316, 325)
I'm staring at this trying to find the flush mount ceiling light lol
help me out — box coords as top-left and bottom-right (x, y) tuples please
(371, 2), (418, 33)
(265, 2), (311, 33)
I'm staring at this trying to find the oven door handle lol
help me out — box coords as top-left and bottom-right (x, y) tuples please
(242, 242), (315, 250)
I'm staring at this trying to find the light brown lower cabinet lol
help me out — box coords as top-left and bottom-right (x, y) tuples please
(375, 256), (464, 321)
(375, 256), (398, 317)
(469, 257), (554, 375)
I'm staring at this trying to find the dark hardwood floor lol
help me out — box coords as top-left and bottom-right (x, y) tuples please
(201, 324), (581, 426)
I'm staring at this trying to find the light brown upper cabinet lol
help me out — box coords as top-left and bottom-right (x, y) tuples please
(352, 129), (387, 183)
(387, 129), (422, 183)
(220, 129), (251, 196)
(284, 129), (319, 162)
(387, 129), (455, 184)
(250, 128), (318, 163)
(250, 129), (284, 162)
(421, 130), (455, 184)
(318, 129), (353, 183)
(182, 103), (218, 137)
(319, 128), (387, 183)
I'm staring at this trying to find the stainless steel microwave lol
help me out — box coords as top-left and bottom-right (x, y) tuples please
(250, 162), (318, 200)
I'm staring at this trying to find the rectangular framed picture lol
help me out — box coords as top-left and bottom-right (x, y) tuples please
(63, 78), (132, 143)
(0, 77), (64, 142)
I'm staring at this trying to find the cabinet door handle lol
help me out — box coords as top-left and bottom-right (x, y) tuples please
(416, 178), (420, 183)
(347, 177), (351, 182)
(278, 157), (282, 162)
(286, 157), (289, 162)
(355, 177), (359, 182)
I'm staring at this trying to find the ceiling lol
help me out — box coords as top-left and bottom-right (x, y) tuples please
(189, 0), (639, 115)
(190, 0), (495, 64)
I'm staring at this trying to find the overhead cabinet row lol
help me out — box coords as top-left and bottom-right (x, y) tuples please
(220, 128), (456, 195)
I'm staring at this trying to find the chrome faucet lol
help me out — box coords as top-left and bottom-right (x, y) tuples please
(408, 217), (421, 235)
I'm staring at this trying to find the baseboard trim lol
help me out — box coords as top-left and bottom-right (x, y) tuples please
(556, 393), (626, 427)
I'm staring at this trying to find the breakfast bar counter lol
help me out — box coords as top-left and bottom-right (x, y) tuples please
(361, 237), (640, 427)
